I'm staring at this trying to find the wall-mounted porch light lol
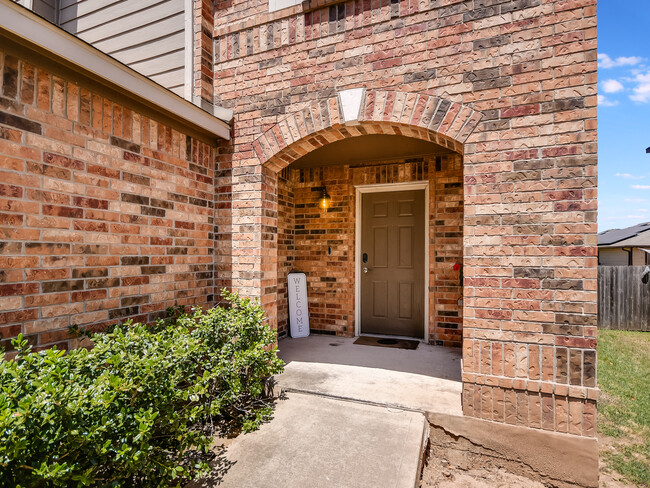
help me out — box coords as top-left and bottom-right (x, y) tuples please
(318, 187), (331, 210)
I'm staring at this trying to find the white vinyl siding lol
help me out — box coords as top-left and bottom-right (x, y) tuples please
(58, 0), (187, 97)
(33, 0), (58, 22)
(16, 0), (58, 22)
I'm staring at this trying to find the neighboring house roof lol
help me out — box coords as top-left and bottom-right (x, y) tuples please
(598, 222), (650, 247)
(1, 1), (232, 140)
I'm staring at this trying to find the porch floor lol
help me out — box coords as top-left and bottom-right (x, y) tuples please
(275, 335), (463, 416)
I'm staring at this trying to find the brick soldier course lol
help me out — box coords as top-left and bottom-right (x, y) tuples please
(0, 0), (598, 437)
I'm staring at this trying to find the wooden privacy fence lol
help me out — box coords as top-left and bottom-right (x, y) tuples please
(598, 266), (650, 331)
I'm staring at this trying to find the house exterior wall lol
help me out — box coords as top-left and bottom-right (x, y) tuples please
(59, 0), (189, 98)
(598, 247), (648, 266)
(211, 0), (598, 436)
(31, 0), (57, 22)
(598, 248), (628, 266)
(16, 0), (191, 98)
(633, 248), (647, 265)
(0, 45), (218, 354)
(276, 155), (464, 346)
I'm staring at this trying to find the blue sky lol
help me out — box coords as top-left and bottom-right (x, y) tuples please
(598, 1), (650, 231)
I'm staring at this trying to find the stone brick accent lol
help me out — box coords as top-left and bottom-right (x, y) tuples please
(211, 0), (598, 437)
(0, 47), (217, 353)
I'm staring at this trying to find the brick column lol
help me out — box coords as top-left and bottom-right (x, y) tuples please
(223, 160), (278, 330)
(260, 165), (279, 329)
(461, 130), (598, 435)
(193, 0), (214, 110)
(214, 140), (234, 295)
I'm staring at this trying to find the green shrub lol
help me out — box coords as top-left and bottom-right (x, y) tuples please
(0, 291), (284, 487)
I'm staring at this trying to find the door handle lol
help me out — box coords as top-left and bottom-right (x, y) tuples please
(363, 267), (370, 274)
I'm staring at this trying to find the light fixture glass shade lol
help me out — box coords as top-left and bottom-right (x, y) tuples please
(318, 188), (331, 210)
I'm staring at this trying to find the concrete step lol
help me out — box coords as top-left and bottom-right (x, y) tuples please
(275, 335), (463, 416)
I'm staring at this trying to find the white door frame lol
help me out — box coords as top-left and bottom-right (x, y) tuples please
(354, 181), (430, 339)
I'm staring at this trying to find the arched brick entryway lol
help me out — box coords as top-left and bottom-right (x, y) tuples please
(235, 90), (481, 343)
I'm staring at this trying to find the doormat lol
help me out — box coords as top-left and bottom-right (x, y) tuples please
(353, 336), (419, 350)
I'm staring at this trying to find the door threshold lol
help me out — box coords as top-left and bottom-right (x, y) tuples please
(356, 332), (426, 343)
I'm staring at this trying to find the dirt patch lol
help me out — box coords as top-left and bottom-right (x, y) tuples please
(420, 423), (642, 488)
(420, 422), (596, 488)
(598, 468), (634, 488)
(420, 445), (546, 488)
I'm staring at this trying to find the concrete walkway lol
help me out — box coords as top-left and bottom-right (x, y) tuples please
(276, 335), (463, 415)
(190, 392), (428, 488)
(189, 336), (599, 488)
(190, 335), (459, 487)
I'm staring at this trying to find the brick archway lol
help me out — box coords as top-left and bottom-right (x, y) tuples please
(252, 90), (483, 172)
(243, 90), (483, 346)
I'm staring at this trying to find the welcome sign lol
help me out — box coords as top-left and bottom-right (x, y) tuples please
(288, 272), (310, 338)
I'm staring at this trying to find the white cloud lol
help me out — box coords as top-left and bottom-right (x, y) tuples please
(605, 215), (647, 220)
(625, 198), (646, 203)
(630, 72), (650, 103)
(598, 53), (643, 69)
(631, 185), (650, 190)
(601, 79), (624, 93)
(597, 94), (619, 107)
(616, 172), (645, 180)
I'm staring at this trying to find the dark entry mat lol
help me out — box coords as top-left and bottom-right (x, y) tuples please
(353, 336), (419, 350)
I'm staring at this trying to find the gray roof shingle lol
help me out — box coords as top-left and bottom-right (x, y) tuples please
(599, 222), (650, 246)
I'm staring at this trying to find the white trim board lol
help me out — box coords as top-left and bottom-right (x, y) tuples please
(1, 1), (232, 140)
(183, 0), (194, 102)
(354, 181), (430, 340)
(269, 0), (302, 13)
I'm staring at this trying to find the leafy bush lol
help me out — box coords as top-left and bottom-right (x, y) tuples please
(0, 291), (283, 487)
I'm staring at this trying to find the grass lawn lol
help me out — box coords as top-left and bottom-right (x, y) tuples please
(598, 329), (650, 486)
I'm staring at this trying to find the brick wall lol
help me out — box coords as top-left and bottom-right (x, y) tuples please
(276, 167), (294, 334)
(211, 0), (598, 436)
(0, 46), (217, 353)
(277, 156), (463, 345)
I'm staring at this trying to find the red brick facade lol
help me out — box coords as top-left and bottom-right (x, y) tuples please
(0, 0), (598, 437)
(0, 43), (217, 353)
(211, 0), (598, 436)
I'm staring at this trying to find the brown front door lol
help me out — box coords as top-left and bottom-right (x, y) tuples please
(360, 189), (425, 338)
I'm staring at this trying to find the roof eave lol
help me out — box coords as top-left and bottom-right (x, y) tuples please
(1, 1), (232, 141)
